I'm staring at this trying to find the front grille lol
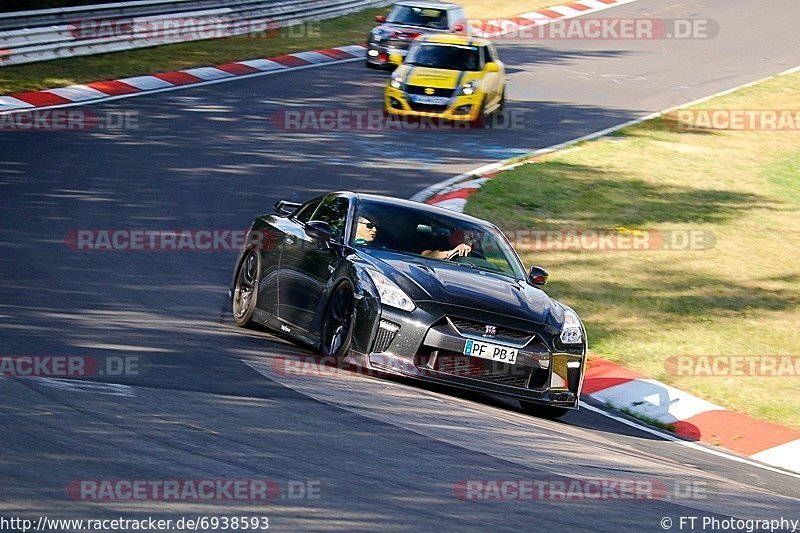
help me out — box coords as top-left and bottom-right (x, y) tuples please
(448, 317), (534, 345)
(432, 352), (533, 388)
(408, 102), (449, 113)
(406, 85), (455, 98)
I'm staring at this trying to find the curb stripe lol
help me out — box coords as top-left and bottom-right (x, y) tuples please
(215, 62), (261, 75)
(536, 9), (566, 18)
(291, 51), (336, 64)
(751, 440), (800, 473)
(153, 71), (203, 86)
(118, 75), (174, 91)
(237, 58), (286, 71)
(11, 91), (71, 107)
(47, 85), (109, 102)
(182, 67), (234, 81)
(673, 411), (800, 455)
(270, 54), (310, 67)
(86, 80), (140, 96)
(0, 96), (35, 111)
(317, 48), (356, 60)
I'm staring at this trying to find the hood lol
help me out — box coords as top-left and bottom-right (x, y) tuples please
(395, 65), (483, 89)
(361, 249), (560, 328)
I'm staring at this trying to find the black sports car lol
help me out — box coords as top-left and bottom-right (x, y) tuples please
(230, 192), (587, 417)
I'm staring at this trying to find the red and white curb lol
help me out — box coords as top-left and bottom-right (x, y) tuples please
(412, 68), (800, 476)
(0, 44), (367, 114)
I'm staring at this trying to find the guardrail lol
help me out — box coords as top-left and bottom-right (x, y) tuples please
(0, 0), (392, 66)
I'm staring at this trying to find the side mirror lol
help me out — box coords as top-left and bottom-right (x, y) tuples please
(306, 220), (332, 242)
(485, 61), (500, 73)
(453, 23), (465, 32)
(376, 15), (386, 23)
(528, 265), (549, 286)
(388, 53), (403, 65)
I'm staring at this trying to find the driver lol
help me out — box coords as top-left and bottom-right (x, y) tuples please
(354, 216), (378, 245)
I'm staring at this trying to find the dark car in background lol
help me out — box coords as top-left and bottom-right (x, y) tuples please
(230, 192), (587, 418)
(367, 1), (470, 68)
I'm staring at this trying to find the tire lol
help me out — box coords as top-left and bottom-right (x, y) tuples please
(231, 250), (260, 327)
(519, 401), (570, 419)
(320, 281), (356, 358)
(366, 60), (378, 69)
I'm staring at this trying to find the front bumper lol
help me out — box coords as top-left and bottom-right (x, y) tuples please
(384, 84), (483, 122)
(349, 304), (586, 409)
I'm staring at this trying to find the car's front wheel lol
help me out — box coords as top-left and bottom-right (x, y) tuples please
(232, 250), (260, 327)
(321, 281), (356, 357)
(519, 401), (570, 419)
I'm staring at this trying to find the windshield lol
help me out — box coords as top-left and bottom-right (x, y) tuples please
(351, 199), (525, 279)
(387, 6), (449, 29)
(405, 42), (480, 71)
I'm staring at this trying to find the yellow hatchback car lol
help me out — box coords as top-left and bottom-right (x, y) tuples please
(384, 34), (506, 125)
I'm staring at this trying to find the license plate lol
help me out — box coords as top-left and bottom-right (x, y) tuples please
(463, 339), (518, 365)
(409, 95), (449, 105)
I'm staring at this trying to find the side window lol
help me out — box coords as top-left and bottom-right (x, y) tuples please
(310, 196), (350, 241)
(294, 198), (322, 224)
(483, 45), (495, 63)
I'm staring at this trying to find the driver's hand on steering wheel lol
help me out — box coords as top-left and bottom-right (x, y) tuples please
(447, 243), (472, 258)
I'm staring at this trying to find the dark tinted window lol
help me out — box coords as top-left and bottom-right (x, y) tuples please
(387, 6), (448, 29)
(311, 196), (350, 241)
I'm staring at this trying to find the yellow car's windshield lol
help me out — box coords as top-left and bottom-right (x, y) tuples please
(406, 42), (480, 71)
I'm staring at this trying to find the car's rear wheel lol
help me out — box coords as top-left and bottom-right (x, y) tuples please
(232, 250), (260, 327)
(321, 282), (356, 357)
(519, 401), (570, 419)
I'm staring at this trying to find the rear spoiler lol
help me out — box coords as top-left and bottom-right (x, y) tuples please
(274, 200), (301, 215)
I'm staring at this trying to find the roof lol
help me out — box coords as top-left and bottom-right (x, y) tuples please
(353, 193), (492, 226)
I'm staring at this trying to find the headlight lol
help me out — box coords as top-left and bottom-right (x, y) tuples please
(390, 74), (404, 90)
(365, 270), (415, 312)
(460, 80), (478, 96)
(559, 309), (583, 345)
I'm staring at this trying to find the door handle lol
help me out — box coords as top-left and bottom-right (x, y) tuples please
(285, 236), (295, 245)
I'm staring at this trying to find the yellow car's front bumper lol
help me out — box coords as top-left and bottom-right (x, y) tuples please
(384, 85), (484, 122)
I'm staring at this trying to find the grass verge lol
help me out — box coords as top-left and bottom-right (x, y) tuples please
(0, 1), (559, 95)
(466, 72), (800, 429)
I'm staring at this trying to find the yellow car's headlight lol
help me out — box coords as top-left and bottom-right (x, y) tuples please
(390, 74), (404, 90)
(460, 80), (478, 96)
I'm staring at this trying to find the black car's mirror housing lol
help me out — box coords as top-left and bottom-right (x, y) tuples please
(275, 200), (300, 215)
(306, 220), (333, 242)
(528, 265), (549, 286)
